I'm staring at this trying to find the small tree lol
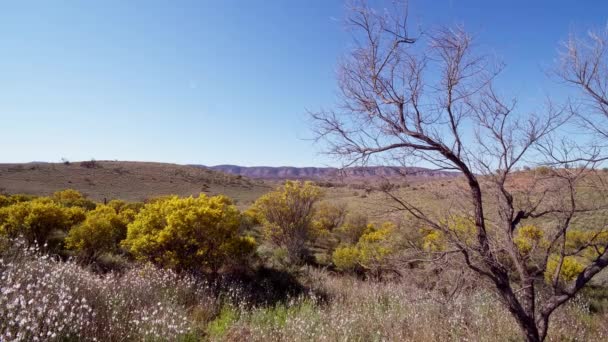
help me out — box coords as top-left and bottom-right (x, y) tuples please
(121, 194), (255, 273)
(311, 2), (608, 341)
(253, 181), (323, 264)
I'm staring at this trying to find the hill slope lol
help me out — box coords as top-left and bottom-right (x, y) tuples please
(0, 161), (270, 206)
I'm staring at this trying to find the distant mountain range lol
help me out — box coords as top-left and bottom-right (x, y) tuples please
(194, 165), (459, 181)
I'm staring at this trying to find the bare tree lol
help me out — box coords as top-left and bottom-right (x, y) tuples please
(556, 27), (608, 139)
(311, 2), (608, 341)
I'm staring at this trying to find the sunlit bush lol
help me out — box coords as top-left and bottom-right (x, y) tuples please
(332, 222), (396, 274)
(0, 195), (9, 208)
(514, 225), (545, 255)
(312, 202), (346, 234)
(122, 194), (255, 273)
(253, 181), (323, 264)
(6, 194), (38, 205)
(332, 245), (360, 271)
(51, 189), (96, 210)
(420, 215), (477, 252)
(545, 255), (586, 283)
(0, 198), (85, 246)
(65, 205), (133, 259)
(335, 213), (369, 245)
(107, 199), (144, 215)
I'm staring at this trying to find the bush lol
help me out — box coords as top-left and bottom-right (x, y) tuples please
(65, 205), (133, 259)
(312, 202), (346, 233)
(0, 198), (85, 247)
(7, 193), (38, 204)
(332, 246), (360, 271)
(52, 189), (96, 210)
(332, 222), (396, 274)
(252, 181), (323, 264)
(0, 195), (9, 208)
(545, 255), (586, 283)
(335, 213), (369, 245)
(80, 159), (99, 168)
(121, 194), (256, 273)
(107, 199), (144, 214)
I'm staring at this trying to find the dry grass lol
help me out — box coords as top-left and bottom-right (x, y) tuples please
(207, 268), (608, 342)
(1, 240), (607, 341)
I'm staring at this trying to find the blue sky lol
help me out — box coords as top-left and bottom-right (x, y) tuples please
(1, 0), (606, 166)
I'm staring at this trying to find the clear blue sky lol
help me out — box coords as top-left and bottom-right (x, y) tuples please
(1, 0), (606, 166)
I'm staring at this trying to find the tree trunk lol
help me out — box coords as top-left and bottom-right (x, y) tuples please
(517, 317), (541, 342)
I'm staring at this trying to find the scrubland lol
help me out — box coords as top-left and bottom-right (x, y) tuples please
(2, 241), (607, 341)
(1, 175), (608, 341)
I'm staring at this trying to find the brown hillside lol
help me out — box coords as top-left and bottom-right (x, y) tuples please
(0, 161), (271, 206)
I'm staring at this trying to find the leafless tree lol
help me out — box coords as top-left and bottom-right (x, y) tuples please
(556, 27), (608, 139)
(311, 2), (608, 341)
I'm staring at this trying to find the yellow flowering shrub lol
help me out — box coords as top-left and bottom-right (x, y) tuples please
(122, 194), (255, 272)
(0, 195), (9, 208)
(420, 215), (476, 252)
(0, 198), (83, 246)
(332, 222), (395, 272)
(335, 214), (369, 245)
(545, 255), (586, 283)
(332, 246), (360, 271)
(51, 189), (96, 210)
(253, 181), (323, 263)
(565, 229), (608, 258)
(65, 205), (132, 258)
(312, 202), (346, 235)
(421, 228), (446, 252)
(514, 225), (544, 255)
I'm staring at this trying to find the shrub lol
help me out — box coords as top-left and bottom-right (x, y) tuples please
(107, 199), (144, 214)
(65, 205), (132, 259)
(0, 198), (84, 246)
(332, 246), (360, 271)
(419, 215), (477, 252)
(7, 193), (38, 204)
(335, 213), (369, 245)
(545, 255), (586, 283)
(121, 194), (256, 273)
(332, 222), (396, 274)
(252, 181), (323, 264)
(514, 225), (544, 255)
(312, 202), (346, 233)
(52, 189), (96, 210)
(80, 159), (99, 168)
(534, 165), (553, 176)
(0, 195), (9, 208)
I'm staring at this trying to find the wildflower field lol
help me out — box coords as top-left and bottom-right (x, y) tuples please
(2, 240), (608, 341)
